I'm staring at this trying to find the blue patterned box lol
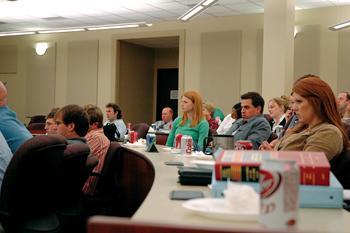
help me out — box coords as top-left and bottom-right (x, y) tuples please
(211, 172), (343, 208)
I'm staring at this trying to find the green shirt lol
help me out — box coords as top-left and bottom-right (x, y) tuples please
(166, 117), (209, 150)
(213, 108), (225, 121)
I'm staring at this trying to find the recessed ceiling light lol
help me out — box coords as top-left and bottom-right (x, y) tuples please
(178, 0), (218, 22)
(329, 20), (350, 31)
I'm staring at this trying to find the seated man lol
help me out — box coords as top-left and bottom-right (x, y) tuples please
(0, 81), (32, 153)
(337, 91), (350, 124)
(0, 130), (13, 193)
(82, 105), (110, 195)
(103, 103), (127, 141)
(45, 107), (59, 135)
(152, 107), (173, 131)
(225, 92), (271, 149)
(55, 104), (89, 144)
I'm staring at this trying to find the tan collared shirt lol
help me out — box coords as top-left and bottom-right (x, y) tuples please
(275, 122), (343, 160)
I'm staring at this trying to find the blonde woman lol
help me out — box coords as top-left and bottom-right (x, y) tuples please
(203, 102), (219, 131)
(268, 97), (289, 134)
(166, 90), (209, 150)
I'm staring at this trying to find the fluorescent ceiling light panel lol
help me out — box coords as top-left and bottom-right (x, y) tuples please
(178, 0), (218, 21)
(180, 6), (205, 21)
(86, 22), (150, 31)
(202, 0), (216, 6)
(38, 28), (85, 34)
(0, 31), (35, 36)
(329, 20), (350, 31)
(87, 24), (139, 30)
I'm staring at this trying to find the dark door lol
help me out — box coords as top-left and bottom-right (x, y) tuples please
(156, 68), (178, 121)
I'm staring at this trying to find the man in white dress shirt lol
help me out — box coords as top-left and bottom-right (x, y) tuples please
(152, 107), (173, 131)
(103, 103), (127, 141)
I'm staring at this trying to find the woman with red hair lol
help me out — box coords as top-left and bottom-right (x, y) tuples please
(262, 76), (348, 160)
(166, 90), (209, 151)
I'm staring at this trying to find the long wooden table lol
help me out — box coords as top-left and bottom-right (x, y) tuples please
(128, 145), (350, 233)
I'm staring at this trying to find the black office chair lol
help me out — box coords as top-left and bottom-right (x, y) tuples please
(57, 143), (91, 233)
(82, 142), (123, 217)
(0, 135), (67, 233)
(330, 148), (350, 189)
(87, 216), (276, 233)
(114, 146), (155, 217)
(131, 123), (149, 139)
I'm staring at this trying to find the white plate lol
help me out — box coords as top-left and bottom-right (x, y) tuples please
(190, 160), (215, 170)
(162, 147), (172, 152)
(124, 142), (145, 148)
(182, 198), (258, 221)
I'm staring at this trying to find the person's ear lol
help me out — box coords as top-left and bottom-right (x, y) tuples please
(67, 122), (75, 132)
(91, 122), (99, 129)
(257, 106), (262, 114)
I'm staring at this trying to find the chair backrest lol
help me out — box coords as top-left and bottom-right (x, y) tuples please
(155, 133), (168, 145)
(84, 155), (99, 183)
(131, 123), (149, 139)
(60, 143), (90, 207)
(342, 122), (350, 140)
(27, 122), (46, 135)
(103, 123), (118, 142)
(88, 216), (275, 233)
(0, 135), (67, 231)
(114, 147), (155, 217)
(28, 115), (46, 125)
(330, 148), (350, 189)
(94, 142), (123, 195)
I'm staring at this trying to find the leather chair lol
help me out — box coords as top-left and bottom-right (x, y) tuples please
(88, 216), (272, 233)
(330, 148), (350, 189)
(155, 132), (168, 145)
(114, 146), (155, 217)
(57, 143), (91, 233)
(131, 123), (149, 139)
(27, 115), (46, 125)
(27, 122), (46, 135)
(0, 135), (67, 233)
(83, 143), (154, 218)
(82, 142), (123, 217)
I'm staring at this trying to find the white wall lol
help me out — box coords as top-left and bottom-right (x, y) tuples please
(0, 6), (350, 121)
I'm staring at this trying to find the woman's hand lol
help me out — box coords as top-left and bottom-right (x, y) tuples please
(259, 141), (274, 150)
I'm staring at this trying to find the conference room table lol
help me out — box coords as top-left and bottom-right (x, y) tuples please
(126, 145), (350, 233)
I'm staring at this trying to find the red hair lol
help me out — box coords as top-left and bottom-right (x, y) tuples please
(180, 90), (205, 128)
(292, 77), (349, 148)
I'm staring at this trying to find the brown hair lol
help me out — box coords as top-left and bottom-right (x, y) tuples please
(291, 77), (349, 147)
(180, 90), (205, 128)
(84, 104), (104, 128)
(105, 103), (122, 119)
(55, 105), (89, 137)
(46, 107), (60, 119)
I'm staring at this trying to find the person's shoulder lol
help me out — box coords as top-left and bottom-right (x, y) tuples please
(0, 105), (11, 113)
(173, 117), (182, 123)
(198, 118), (209, 126)
(315, 122), (342, 135)
(254, 115), (270, 123)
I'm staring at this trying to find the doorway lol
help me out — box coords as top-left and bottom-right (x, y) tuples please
(117, 36), (180, 124)
(156, 68), (178, 120)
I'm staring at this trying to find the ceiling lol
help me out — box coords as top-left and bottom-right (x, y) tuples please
(0, 0), (349, 33)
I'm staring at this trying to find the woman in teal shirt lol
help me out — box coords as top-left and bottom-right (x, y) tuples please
(166, 90), (209, 150)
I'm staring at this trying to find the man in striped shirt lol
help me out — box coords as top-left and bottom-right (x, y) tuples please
(83, 105), (110, 195)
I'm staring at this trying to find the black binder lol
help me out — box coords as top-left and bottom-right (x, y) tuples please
(178, 166), (212, 186)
